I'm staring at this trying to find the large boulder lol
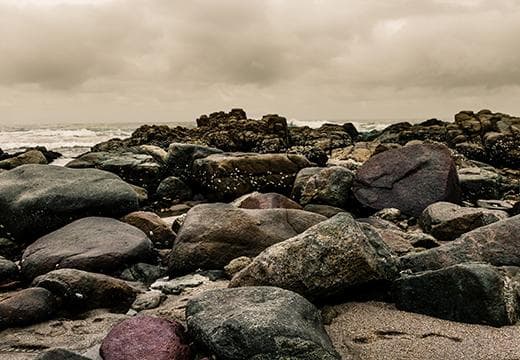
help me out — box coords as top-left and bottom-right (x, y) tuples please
(165, 142), (223, 182)
(400, 215), (520, 272)
(21, 217), (155, 280)
(154, 176), (193, 203)
(419, 202), (509, 241)
(0, 149), (47, 170)
(0, 256), (19, 286)
(393, 263), (519, 326)
(0, 287), (57, 329)
(100, 316), (191, 360)
(230, 213), (399, 300)
(353, 144), (461, 217)
(0, 165), (139, 242)
(32, 269), (137, 312)
(192, 153), (313, 201)
(231, 191), (302, 209)
(297, 166), (355, 208)
(168, 204), (325, 275)
(186, 286), (340, 360)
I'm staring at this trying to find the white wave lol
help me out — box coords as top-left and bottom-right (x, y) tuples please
(288, 119), (390, 132)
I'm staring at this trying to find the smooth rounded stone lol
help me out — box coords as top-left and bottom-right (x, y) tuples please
(192, 152), (313, 201)
(224, 256), (253, 278)
(231, 191), (302, 209)
(186, 286), (341, 360)
(400, 215), (520, 273)
(168, 203), (326, 275)
(230, 213), (399, 301)
(100, 316), (192, 360)
(21, 217), (155, 280)
(303, 204), (346, 218)
(0, 149), (47, 170)
(297, 166), (355, 208)
(131, 290), (166, 311)
(0, 165), (139, 242)
(121, 211), (176, 248)
(0, 287), (57, 329)
(353, 144), (461, 217)
(165, 143), (223, 182)
(119, 263), (165, 284)
(394, 263), (519, 326)
(458, 167), (502, 201)
(155, 176), (193, 203)
(419, 202), (509, 241)
(36, 348), (90, 360)
(66, 150), (164, 191)
(0, 256), (19, 286)
(32, 269), (137, 312)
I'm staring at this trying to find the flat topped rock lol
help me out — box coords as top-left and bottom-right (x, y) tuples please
(21, 217), (155, 280)
(0, 164), (139, 241)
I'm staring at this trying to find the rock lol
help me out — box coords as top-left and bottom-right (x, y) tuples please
(353, 144), (461, 217)
(192, 152), (313, 201)
(36, 349), (90, 360)
(100, 316), (191, 360)
(121, 211), (176, 248)
(373, 208), (402, 222)
(151, 274), (209, 295)
(458, 167), (502, 201)
(224, 256), (253, 278)
(232, 191), (302, 209)
(165, 143), (223, 182)
(0, 237), (19, 260)
(186, 286), (340, 360)
(230, 213), (398, 300)
(0, 256), (18, 286)
(394, 263), (519, 326)
(303, 204), (346, 218)
(476, 199), (515, 212)
(21, 217), (155, 280)
(66, 150), (164, 192)
(419, 202), (509, 241)
(131, 290), (166, 311)
(0, 288), (57, 329)
(297, 166), (355, 208)
(400, 215), (520, 272)
(155, 176), (193, 203)
(120, 263), (165, 284)
(0, 165), (139, 242)
(168, 204), (326, 275)
(32, 269), (137, 312)
(0, 149), (47, 170)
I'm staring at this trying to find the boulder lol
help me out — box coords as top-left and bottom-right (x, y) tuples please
(394, 263), (519, 326)
(100, 316), (191, 360)
(36, 349), (90, 360)
(155, 176), (193, 203)
(297, 166), (355, 208)
(21, 217), (155, 279)
(0, 149), (47, 170)
(120, 263), (165, 284)
(0, 165), (139, 241)
(353, 144), (461, 217)
(0, 288), (57, 329)
(192, 153), (313, 201)
(400, 215), (520, 272)
(168, 204), (325, 275)
(121, 211), (176, 248)
(0, 237), (19, 260)
(231, 191), (302, 209)
(303, 204), (346, 218)
(291, 167), (322, 201)
(419, 202), (509, 241)
(32, 269), (137, 312)
(0, 256), (19, 286)
(458, 167), (502, 201)
(165, 143), (223, 182)
(230, 213), (398, 300)
(224, 256), (253, 278)
(186, 287), (340, 360)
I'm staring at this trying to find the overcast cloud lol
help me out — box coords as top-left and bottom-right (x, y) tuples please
(1, 0), (520, 125)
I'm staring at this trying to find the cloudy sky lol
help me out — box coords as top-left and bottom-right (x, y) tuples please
(1, 0), (520, 125)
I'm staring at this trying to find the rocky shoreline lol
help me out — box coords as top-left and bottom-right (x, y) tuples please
(0, 108), (519, 359)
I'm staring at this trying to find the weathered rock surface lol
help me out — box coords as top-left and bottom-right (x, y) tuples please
(0, 165), (139, 241)
(100, 316), (191, 360)
(168, 204), (325, 275)
(419, 202), (509, 241)
(458, 167), (503, 201)
(192, 152), (313, 201)
(0, 288), (57, 329)
(165, 142), (223, 182)
(231, 191), (302, 209)
(297, 166), (355, 208)
(186, 286), (340, 360)
(0, 150), (47, 170)
(32, 269), (137, 312)
(121, 211), (176, 248)
(21, 217), (155, 279)
(0, 256), (19, 286)
(353, 144), (461, 217)
(36, 349), (90, 360)
(155, 176), (193, 204)
(303, 204), (346, 218)
(230, 213), (398, 300)
(400, 215), (520, 272)
(394, 263), (519, 326)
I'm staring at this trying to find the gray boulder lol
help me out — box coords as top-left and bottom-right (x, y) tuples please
(0, 165), (139, 241)
(230, 213), (398, 300)
(21, 217), (155, 279)
(231, 191), (302, 210)
(297, 166), (355, 208)
(168, 204), (325, 275)
(0, 256), (18, 286)
(186, 286), (340, 360)
(0, 149), (47, 170)
(155, 176), (193, 203)
(165, 142), (223, 182)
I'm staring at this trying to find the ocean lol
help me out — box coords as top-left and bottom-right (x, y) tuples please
(0, 119), (392, 165)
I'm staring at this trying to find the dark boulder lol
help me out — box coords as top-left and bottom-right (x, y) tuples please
(0, 288), (57, 329)
(297, 166), (355, 208)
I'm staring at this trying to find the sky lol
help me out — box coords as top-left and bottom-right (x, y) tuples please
(1, 0), (520, 125)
